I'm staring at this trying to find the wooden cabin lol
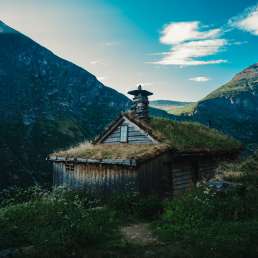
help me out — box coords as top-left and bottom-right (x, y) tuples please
(49, 86), (241, 196)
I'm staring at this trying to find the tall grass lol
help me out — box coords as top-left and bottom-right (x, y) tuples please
(0, 187), (118, 258)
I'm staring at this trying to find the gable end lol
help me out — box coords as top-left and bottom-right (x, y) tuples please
(98, 116), (159, 144)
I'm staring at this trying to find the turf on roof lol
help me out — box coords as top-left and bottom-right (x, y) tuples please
(52, 143), (169, 160)
(148, 117), (241, 152)
(52, 116), (241, 160)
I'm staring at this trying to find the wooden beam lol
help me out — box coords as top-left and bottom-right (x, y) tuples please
(48, 156), (137, 167)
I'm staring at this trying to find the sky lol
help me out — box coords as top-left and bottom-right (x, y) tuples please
(0, 0), (258, 101)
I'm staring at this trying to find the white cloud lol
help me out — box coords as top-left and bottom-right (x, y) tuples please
(189, 76), (210, 82)
(155, 39), (227, 66)
(160, 21), (221, 45)
(90, 60), (108, 66)
(90, 60), (98, 65)
(90, 60), (102, 65)
(153, 21), (227, 66)
(104, 41), (120, 47)
(229, 4), (258, 36)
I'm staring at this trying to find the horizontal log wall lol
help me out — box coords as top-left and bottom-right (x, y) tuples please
(172, 161), (194, 196)
(172, 157), (219, 196)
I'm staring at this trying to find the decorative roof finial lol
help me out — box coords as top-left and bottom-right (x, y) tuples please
(128, 85), (153, 120)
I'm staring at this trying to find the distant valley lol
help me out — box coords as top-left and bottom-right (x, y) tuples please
(150, 100), (194, 115)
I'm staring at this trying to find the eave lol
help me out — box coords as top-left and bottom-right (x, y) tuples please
(48, 156), (137, 167)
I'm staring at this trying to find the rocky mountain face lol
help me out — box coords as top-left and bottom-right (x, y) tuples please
(0, 21), (132, 188)
(0, 21), (174, 189)
(182, 63), (258, 152)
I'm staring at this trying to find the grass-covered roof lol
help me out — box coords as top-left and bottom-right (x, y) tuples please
(51, 113), (241, 161)
(51, 143), (169, 161)
(148, 118), (241, 153)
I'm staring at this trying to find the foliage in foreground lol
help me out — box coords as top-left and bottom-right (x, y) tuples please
(108, 192), (163, 221)
(0, 187), (117, 258)
(0, 186), (165, 257)
(155, 154), (258, 258)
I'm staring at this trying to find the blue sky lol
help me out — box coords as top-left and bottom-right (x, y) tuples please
(0, 0), (258, 101)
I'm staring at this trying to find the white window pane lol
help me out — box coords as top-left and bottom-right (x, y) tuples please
(120, 125), (128, 142)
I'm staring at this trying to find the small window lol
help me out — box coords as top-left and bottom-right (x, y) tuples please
(120, 125), (128, 143)
(65, 163), (74, 172)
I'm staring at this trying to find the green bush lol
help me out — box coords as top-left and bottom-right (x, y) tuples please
(164, 185), (258, 225)
(155, 185), (258, 258)
(0, 186), (102, 209)
(0, 187), (118, 257)
(108, 192), (163, 221)
(0, 186), (47, 208)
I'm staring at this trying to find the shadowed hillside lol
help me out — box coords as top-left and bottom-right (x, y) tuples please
(0, 21), (131, 188)
(0, 21), (175, 189)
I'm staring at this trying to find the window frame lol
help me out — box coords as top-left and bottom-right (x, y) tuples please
(120, 125), (128, 143)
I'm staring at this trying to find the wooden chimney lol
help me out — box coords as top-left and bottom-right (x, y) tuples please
(128, 85), (153, 120)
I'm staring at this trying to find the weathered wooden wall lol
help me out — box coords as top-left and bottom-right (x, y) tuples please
(172, 160), (194, 196)
(53, 154), (171, 194)
(171, 156), (219, 196)
(53, 162), (137, 193)
(52, 154), (221, 195)
(103, 119), (154, 144)
(137, 153), (172, 194)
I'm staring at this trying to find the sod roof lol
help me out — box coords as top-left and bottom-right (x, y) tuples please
(51, 143), (169, 161)
(51, 113), (241, 161)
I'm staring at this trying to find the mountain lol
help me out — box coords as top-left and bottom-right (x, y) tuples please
(150, 100), (193, 114)
(181, 63), (258, 152)
(0, 21), (133, 188)
(0, 21), (174, 189)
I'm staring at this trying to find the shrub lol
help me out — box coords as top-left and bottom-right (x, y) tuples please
(135, 195), (163, 219)
(0, 185), (47, 208)
(108, 192), (163, 220)
(155, 185), (258, 258)
(0, 187), (117, 257)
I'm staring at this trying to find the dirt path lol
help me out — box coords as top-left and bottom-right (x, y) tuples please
(121, 223), (159, 246)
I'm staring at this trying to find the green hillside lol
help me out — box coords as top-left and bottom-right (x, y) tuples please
(178, 62), (258, 152)
(204, 63), (258, 100)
